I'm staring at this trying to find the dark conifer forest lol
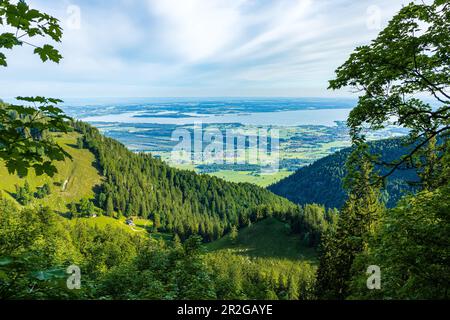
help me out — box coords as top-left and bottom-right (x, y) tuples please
(269, 138), (420, 209)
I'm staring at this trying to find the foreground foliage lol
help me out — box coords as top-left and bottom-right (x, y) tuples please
(0, 196), (317, 300)
(349, 183), (450, 299)
(0, 1), (71, 177)
(315, 0), (450, 300)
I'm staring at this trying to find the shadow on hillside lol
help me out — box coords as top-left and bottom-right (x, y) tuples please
(209, 218), (318, 262)
(4, 190), (16, 201)
(65, 143), (79, 149)
(230, 240), (317, 262)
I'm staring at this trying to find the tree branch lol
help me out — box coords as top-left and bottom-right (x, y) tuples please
(372, 125), (450, 183)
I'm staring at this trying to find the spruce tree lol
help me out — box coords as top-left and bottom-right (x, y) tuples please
(315, 143), (384, 299)
(106, 196), (114, 217)
(229, 226), (238, 244)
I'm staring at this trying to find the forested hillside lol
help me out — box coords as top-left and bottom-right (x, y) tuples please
(0, 120), (330, 300)
(269, 138), (419, 209)
(0, 196), (322, 300)
(73, 121), (304, 242)
(0, 117), (334, 247)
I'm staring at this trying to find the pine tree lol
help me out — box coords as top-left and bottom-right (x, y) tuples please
(106, 196), (114, 217)
(68, 202), (78, 219)
(173, 234), (182, 249)
(315, 143), (384, 299)
(229, 225), (238, 244)
(153, 213), (161, 230)
(15, 181), (33, 205)
(77, 136), (84, 149)
(98, 192), (107, 209)
(24, 181), (31, 195)
(35, 183), (51, 199)
(417, 135), (443, 191)
(287, 274), (299, 300)
(80, 198), (95, 217)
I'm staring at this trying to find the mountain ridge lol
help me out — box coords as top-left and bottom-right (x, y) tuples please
(268, 137), (419, 209)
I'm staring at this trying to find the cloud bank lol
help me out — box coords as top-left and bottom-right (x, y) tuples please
(0, 0), (419, 98)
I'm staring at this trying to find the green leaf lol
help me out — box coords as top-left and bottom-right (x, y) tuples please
(0, 52), (6, 67)
(0, 257), (13, 266)
(33, 44), (62, 63)
(0, 32), (20, 49)
(16, 1), (29, 16)
(16, 162), (29, 178)
(32, 268), (66, 281)
(25, 9), (41, 20)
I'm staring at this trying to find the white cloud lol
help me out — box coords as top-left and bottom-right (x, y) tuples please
(0, 0), (425, 98)
(227, 0), (316, 60)
(148, 0), (245, 62)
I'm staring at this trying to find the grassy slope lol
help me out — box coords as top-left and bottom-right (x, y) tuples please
(68, 216), (150, 236)
(0, 132), (155, 235)
(0, 132), (102, 212)
(210, 170), (292, 187)
(207, 217), (317, 263)
(160, 159), (292, 187)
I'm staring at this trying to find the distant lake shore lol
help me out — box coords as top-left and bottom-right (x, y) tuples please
(82, 108), (352, 127)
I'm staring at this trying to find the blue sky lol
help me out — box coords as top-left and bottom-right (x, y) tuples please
(1, 0), (417, 98)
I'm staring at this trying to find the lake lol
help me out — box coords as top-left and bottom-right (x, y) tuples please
(82, 108), (352, 127)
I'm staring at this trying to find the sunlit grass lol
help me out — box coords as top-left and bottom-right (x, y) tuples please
(0, 132), (102, 212)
